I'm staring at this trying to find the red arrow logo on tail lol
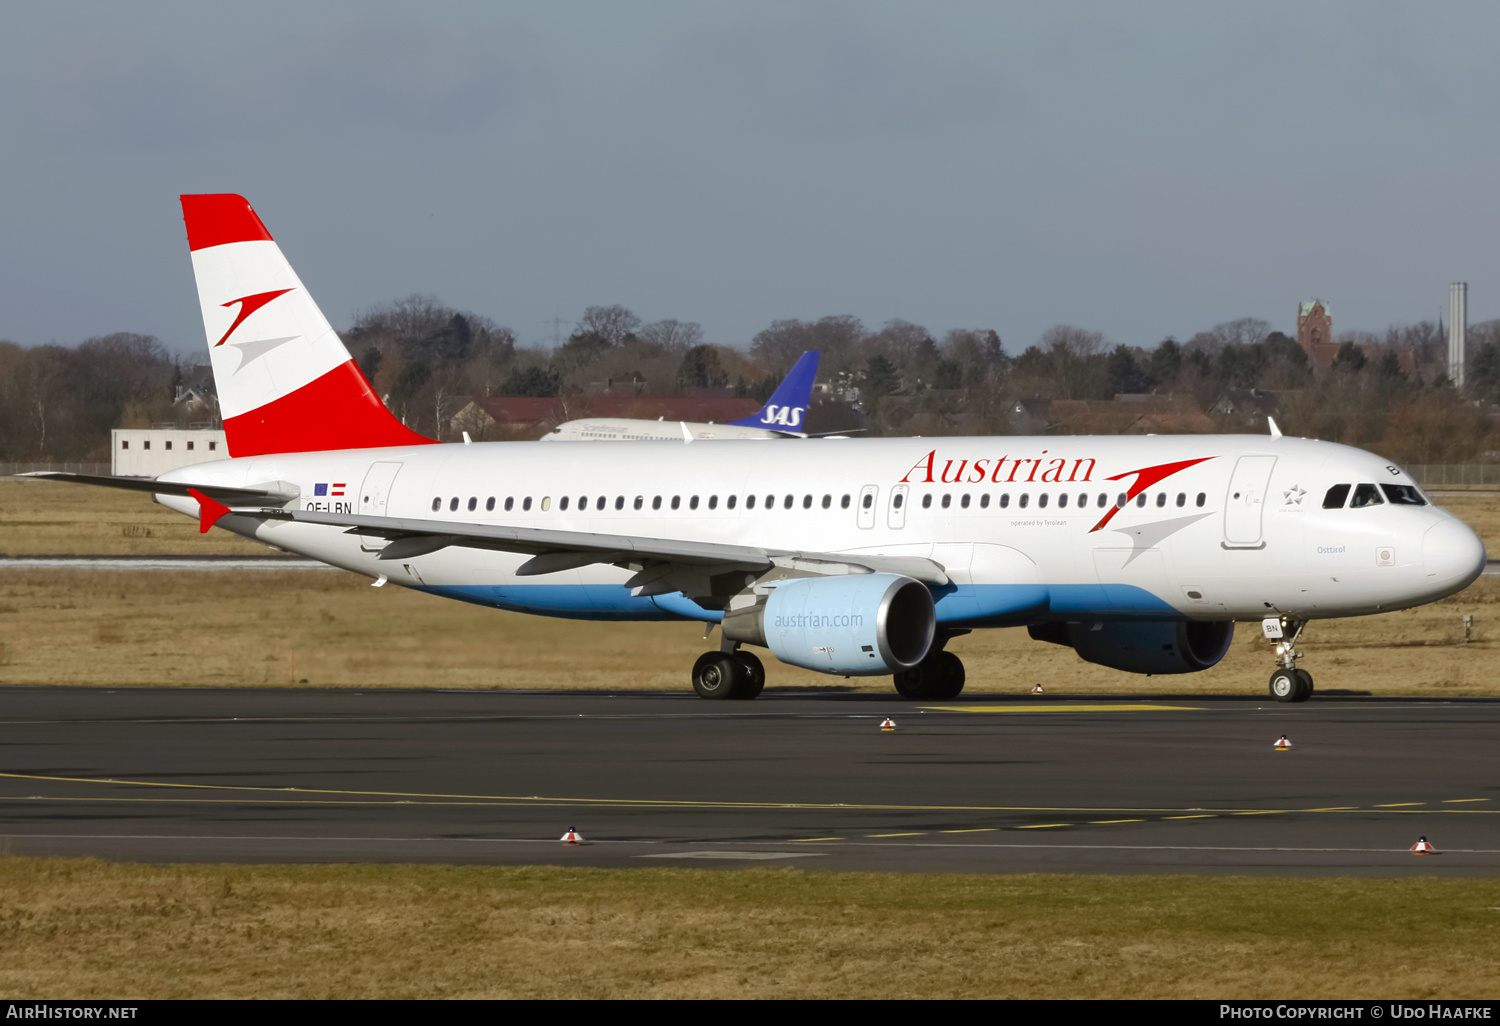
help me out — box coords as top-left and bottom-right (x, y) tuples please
(215, 288), (295, 347)
(1088, 456), (1217, 533)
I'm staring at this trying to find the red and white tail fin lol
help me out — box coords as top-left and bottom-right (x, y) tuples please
(180, 194), (435, 456)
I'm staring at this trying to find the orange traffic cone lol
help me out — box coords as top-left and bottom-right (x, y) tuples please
(1411, 836), (1437, 854)
(561, 828), (584, 846)
(1274, 735), (1292, 750)
(1030, 684), (1044, 694)
(880, 717), (897, 732)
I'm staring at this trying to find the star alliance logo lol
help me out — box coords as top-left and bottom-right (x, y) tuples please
(1283, 485), (1306, 505)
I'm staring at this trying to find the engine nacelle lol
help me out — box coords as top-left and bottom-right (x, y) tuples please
(1028, 619), (1234, 675)
(722, 573), (936, 676)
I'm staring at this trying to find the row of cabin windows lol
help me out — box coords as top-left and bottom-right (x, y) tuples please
(1322, 483), (1427, 509)
(119, 440), (218, 451)
(430, 490), (1210, 514)
(432, 493), (861, 513)
(913, 491), (1207, 511)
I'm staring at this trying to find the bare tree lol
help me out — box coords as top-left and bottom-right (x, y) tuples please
(576, 305), (642, 348)
(639, 319), (704, 354)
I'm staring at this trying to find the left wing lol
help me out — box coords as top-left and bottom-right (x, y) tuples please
(240, 506), (950, 603)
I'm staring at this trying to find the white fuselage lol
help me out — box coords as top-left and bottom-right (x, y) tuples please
(157, 434), (1485, 626)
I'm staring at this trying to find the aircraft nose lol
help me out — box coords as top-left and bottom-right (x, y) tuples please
(1422, 517), (1487, 589)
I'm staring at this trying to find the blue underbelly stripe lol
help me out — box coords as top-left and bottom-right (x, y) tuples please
(417, 582), (1178, 624)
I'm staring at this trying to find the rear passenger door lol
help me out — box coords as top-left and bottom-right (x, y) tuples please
(888, 484), (909, 530)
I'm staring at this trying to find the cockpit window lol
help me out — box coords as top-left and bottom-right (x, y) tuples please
(1381, 484), (1427, 506)
(1349, 483), (1384, 508)
(1322, 484), (1351, 509)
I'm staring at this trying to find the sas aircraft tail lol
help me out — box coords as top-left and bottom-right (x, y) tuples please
(729, 350), (819, 434)
(179, 194), (435, 457)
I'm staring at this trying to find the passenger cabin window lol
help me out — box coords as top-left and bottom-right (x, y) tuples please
(1195, 492), (1206, 507)
(1156, 493), (1166, 507)
(597, 496), (607, 511)
(861, 494), (872, 509)
(653, 496), (662, 510)
(783, 495), (793, 509)
(766, 494), (775, 509)
(486, 497), (495, 512)
(1135, 494), (1147, 508)
(1057, 494), (1067, 509)
(209, 442), (217, 451)
(979, 494), (990, 508)
(1038, 493), (1048, 509)
(960, 494), (970, 509)
(522, 497), (532, 511)
(921, 494), (932, 509)
(671, 496), (681, 510)
(635, 496), (644, 510)
(560, 497), (570, 511)
(727, 495), (737, 510)
(467, 497), (477, 512)
(840, 495), (850, 509)
(999, 494), (1010, 508)
(1350, 483), (1384, 508)
(802, 495), (812, 509)
(941, 494), (952, 509)
(746, 495), (756, 510)
(449, 497), (459, 511)
(431, 497), (441, 512)
(893, 493), (904, 509)
(1176, 492), (1186, 507)
(615, 496), (625, 510)
(822, 495), (831, 509)
(1382, 484), (1427, 506)
(1322, 484), (1351, 509)
(1097, 493), (1107, 508)
(505, 497), (514, 512)
(689, 496), (699, 510)
(1019, 494), (1029, 508)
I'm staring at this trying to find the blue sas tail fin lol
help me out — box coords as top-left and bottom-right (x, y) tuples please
(730, 350), (819, 434)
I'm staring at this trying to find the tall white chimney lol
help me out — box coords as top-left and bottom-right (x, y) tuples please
(1449, 282), (1468, 389)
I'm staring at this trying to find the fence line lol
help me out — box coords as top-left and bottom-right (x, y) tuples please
(1, 462), (112, 477)
(1406, 465), (1500, 489)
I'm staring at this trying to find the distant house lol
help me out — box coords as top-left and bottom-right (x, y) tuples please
(112, 428), (227, 476)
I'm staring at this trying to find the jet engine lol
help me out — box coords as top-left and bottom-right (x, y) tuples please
(1028, 619), (1234, 675)
(722, 573), (936, 675)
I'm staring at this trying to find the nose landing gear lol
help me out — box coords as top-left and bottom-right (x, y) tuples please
(1264, 617), (1313, 703)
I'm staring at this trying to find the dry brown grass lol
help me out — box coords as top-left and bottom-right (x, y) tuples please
(0, 477), (266, 556)
(0, 858), (1494, 999)
(2, 478), (1499, 695)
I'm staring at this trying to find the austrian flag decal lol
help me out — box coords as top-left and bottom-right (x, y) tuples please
(313, 483), (345, 497)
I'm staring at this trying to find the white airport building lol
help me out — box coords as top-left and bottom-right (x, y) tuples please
(111, 428), (228, 477)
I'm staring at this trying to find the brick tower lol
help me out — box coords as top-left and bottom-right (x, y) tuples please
(1297, 300), (1337, 369)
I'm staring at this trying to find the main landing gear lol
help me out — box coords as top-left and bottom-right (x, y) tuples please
(691, 642), (766, 701)
(893, 633), (968, 700)
(1264, 617), (1313, 703)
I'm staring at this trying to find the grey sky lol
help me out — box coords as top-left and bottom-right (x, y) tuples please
(2, 1), (1497, 359)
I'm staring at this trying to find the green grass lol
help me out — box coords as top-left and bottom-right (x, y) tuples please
(0, 858), (1496, 999)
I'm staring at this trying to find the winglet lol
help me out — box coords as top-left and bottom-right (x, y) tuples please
(1268, 416), (1283, 439)
(680, 421), (693, 444)
(186, 487), (232, 534)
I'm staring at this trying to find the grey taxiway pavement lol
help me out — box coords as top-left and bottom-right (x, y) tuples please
(0, 687), (1494, 875)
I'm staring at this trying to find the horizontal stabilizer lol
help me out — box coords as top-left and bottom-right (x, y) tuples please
(17, 472), (299, 505)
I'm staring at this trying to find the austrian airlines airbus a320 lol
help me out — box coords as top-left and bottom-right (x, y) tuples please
(31, 195), (1487, 703)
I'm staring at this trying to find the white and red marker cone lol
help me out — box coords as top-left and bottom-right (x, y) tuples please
(1030, 684), (1044, 694)
(561, 828), (584, 846)
(1274, 735), (1293, 750)
(880, 717), (897, 732)
(1411, 836), (1437, 854)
